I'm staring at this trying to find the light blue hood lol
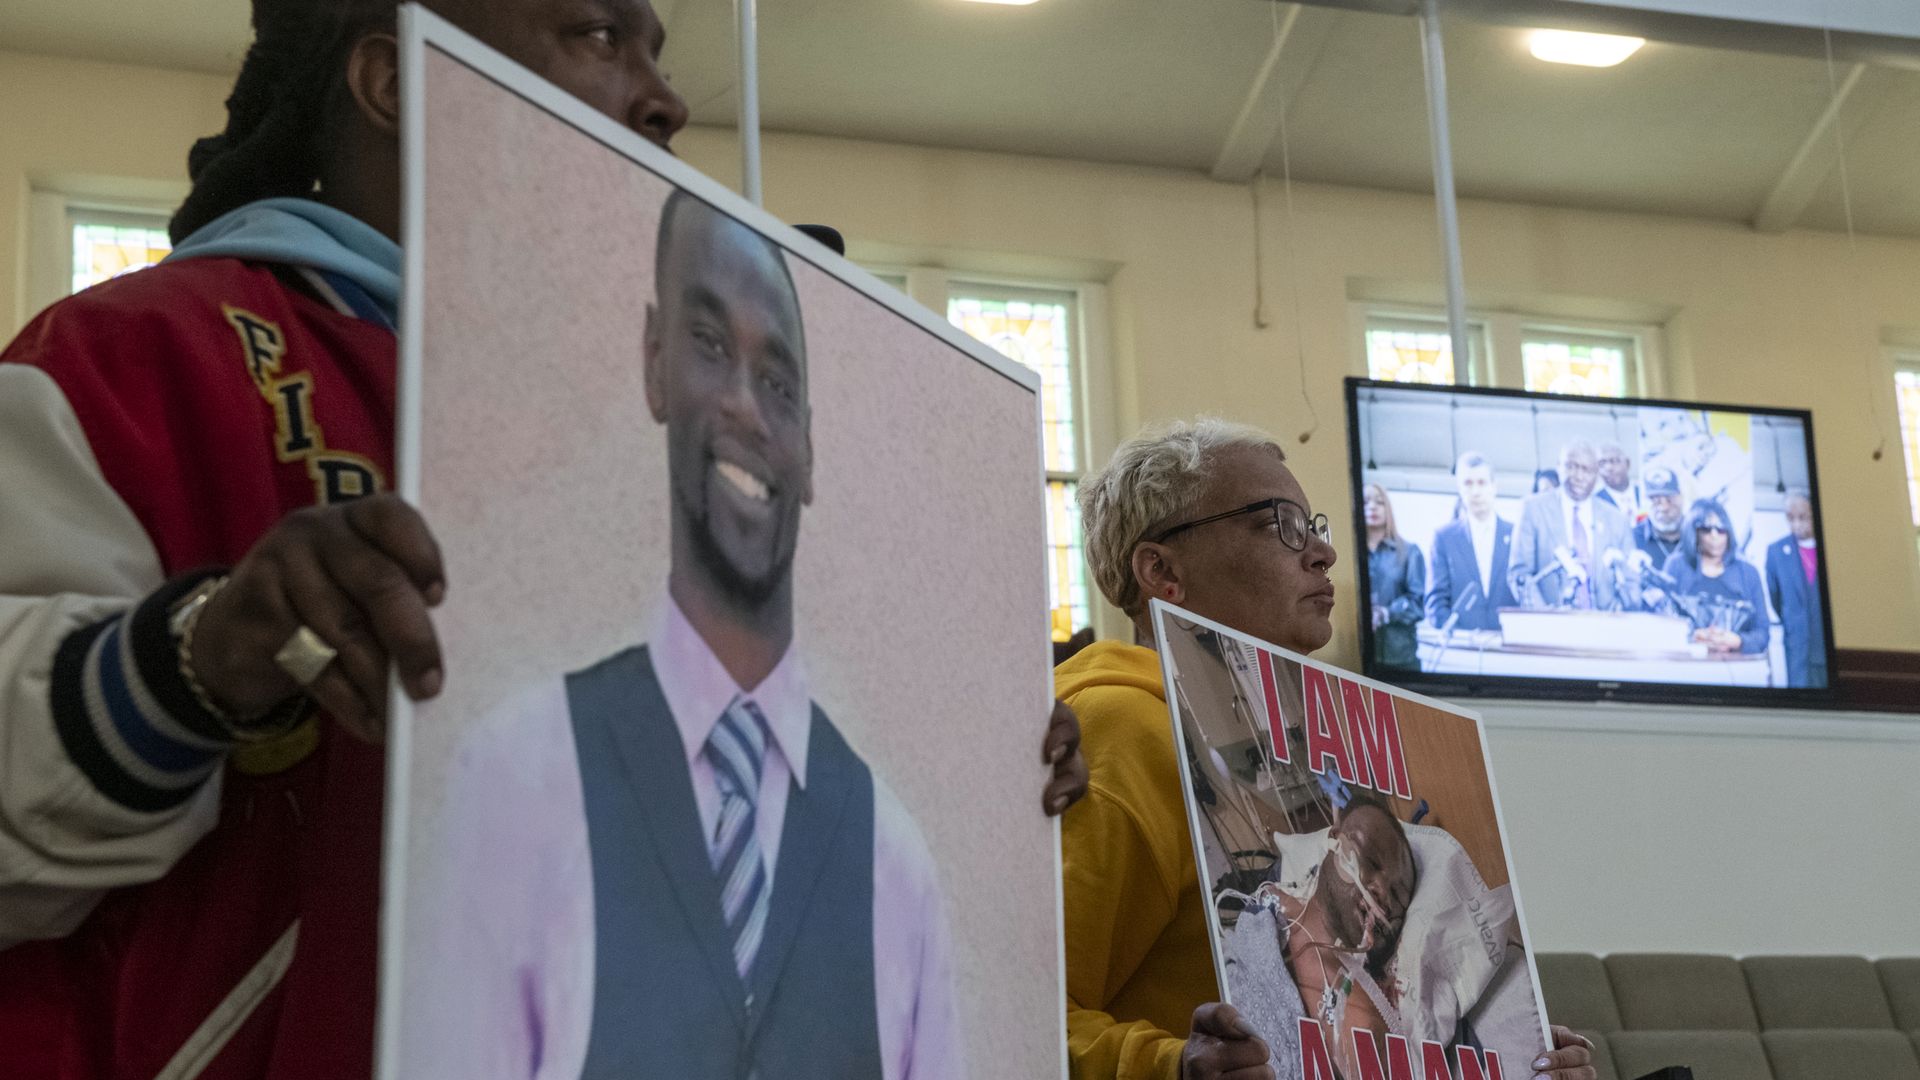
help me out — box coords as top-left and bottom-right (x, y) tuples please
(167, 197), (400, 327)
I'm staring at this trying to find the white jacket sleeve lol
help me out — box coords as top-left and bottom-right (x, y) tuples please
(0, 365), (228, 949)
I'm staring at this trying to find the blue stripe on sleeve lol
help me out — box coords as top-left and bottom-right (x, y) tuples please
(94, 620), (221, 776)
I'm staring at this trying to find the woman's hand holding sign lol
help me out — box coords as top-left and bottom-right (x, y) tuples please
(1182, 1002), (1274, 1080)
(1532, 1025), (1598, 1080)
(1043, 698), (1089, 815)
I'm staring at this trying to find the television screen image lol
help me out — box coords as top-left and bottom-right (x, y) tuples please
(1346, 379), (1835, 702)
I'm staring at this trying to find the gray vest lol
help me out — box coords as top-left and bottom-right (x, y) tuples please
(567, 645), (882, 1079)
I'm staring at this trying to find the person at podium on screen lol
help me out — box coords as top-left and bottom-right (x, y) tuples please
(1425, 451), (1516, 635)
(1508, 439), (1637, 611)
(1764, 490), (1827, 687)
(1631, 466), (1687, 569)
(1362, 484), (1425, 670)
(1662, 498), (1769, 656)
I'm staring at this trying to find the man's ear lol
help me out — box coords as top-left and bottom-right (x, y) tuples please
(643, 302), (667, 421)
(1131, 541), (1184, 607)
(343, 33), (402, 135)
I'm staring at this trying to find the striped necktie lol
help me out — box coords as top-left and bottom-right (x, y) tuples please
(706, 696), (772, 1000)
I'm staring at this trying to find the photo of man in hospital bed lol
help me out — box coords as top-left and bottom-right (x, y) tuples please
(1160, 612), (1548, 1080)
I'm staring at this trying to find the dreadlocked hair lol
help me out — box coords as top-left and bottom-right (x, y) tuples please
(169, 0), (400, 243)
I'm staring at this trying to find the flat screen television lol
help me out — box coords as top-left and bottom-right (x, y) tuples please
(1346, 378), (1836, 705)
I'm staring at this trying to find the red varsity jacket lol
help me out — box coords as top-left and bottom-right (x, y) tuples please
(0, 255), (394, 1080)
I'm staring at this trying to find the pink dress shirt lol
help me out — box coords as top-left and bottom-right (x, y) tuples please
(400, 594), (961, 1080)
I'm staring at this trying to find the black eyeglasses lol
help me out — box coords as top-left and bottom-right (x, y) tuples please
(1151, 497), (1332, 552)
(1696, 523), (1729, 535)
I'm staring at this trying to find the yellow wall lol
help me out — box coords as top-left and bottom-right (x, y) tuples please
(0, 50), (227, 330)
(4, 50), (1917, 665)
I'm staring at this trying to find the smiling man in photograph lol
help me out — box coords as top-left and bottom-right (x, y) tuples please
(572, 187), (959, 1078)
(411, 190), (958, 1080)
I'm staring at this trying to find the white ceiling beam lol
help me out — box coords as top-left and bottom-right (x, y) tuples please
(1751, 62), (1870, 233)
(1210, 4), (1340, 183)
(1301, 0), (1920, 69)
(1540, 0), (1920, 41)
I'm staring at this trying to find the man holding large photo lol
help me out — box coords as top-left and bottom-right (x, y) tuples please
(0, 3), (1086, 1076)
(0, 5), (688, 1076)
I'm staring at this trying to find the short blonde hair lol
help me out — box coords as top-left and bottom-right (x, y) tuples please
(1079, 418), (1285, 617)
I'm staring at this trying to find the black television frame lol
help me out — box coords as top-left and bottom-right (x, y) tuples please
(1344, 377), (1839, 707)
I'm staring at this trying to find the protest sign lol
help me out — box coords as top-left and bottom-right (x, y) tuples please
(377, 10), (1064, 1077)
(1153, 599), (1551, 1080)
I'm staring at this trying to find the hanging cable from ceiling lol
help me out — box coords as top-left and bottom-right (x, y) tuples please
(1251, 175), (1271, 331)
(1275, 104), (1321, 446)
(1818, 25), (1891, 462)
(1266, 0), (1320, 445)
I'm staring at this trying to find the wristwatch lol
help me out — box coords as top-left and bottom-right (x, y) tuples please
(169, 576), (312, 743)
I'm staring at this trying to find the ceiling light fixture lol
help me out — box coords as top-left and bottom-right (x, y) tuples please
(958, 0), (1041, 5)
(1528, 29), (1645, 67)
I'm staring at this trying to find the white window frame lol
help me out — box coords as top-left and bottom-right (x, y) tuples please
(1356, 304), (1665, 399)
(1887, 346), (1920, 566)
(867, 264), (1121, 642)
(25, 189), (178, 326)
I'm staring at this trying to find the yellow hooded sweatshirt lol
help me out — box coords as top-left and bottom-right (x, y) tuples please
(1057, 639), (1218, 1080)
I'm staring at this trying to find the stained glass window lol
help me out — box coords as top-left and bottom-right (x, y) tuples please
(1363, 315), (1486, 385)
(949, 291), (1077, 473)
(1521, 331), (1633, 398)
(1895, 367), (1920, 528)
(1366, 322), (1456, 385)
(948, 285), (1089, 641)
(1044, 479), (1091, 641)
(71, 218), (172, 295)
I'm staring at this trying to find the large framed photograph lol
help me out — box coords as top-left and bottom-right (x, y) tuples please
(376, 9), (1064, 1078)
(1152, 600), (1551, 1080)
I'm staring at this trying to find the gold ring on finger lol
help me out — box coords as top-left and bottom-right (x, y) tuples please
(273, 625), (339, 688)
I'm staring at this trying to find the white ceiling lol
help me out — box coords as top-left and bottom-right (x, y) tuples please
(4, 0), (1917, 236)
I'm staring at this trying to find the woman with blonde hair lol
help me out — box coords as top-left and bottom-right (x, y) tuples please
(1363, 482), (1426, 670)
(1057, 419), (1594, 1080)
